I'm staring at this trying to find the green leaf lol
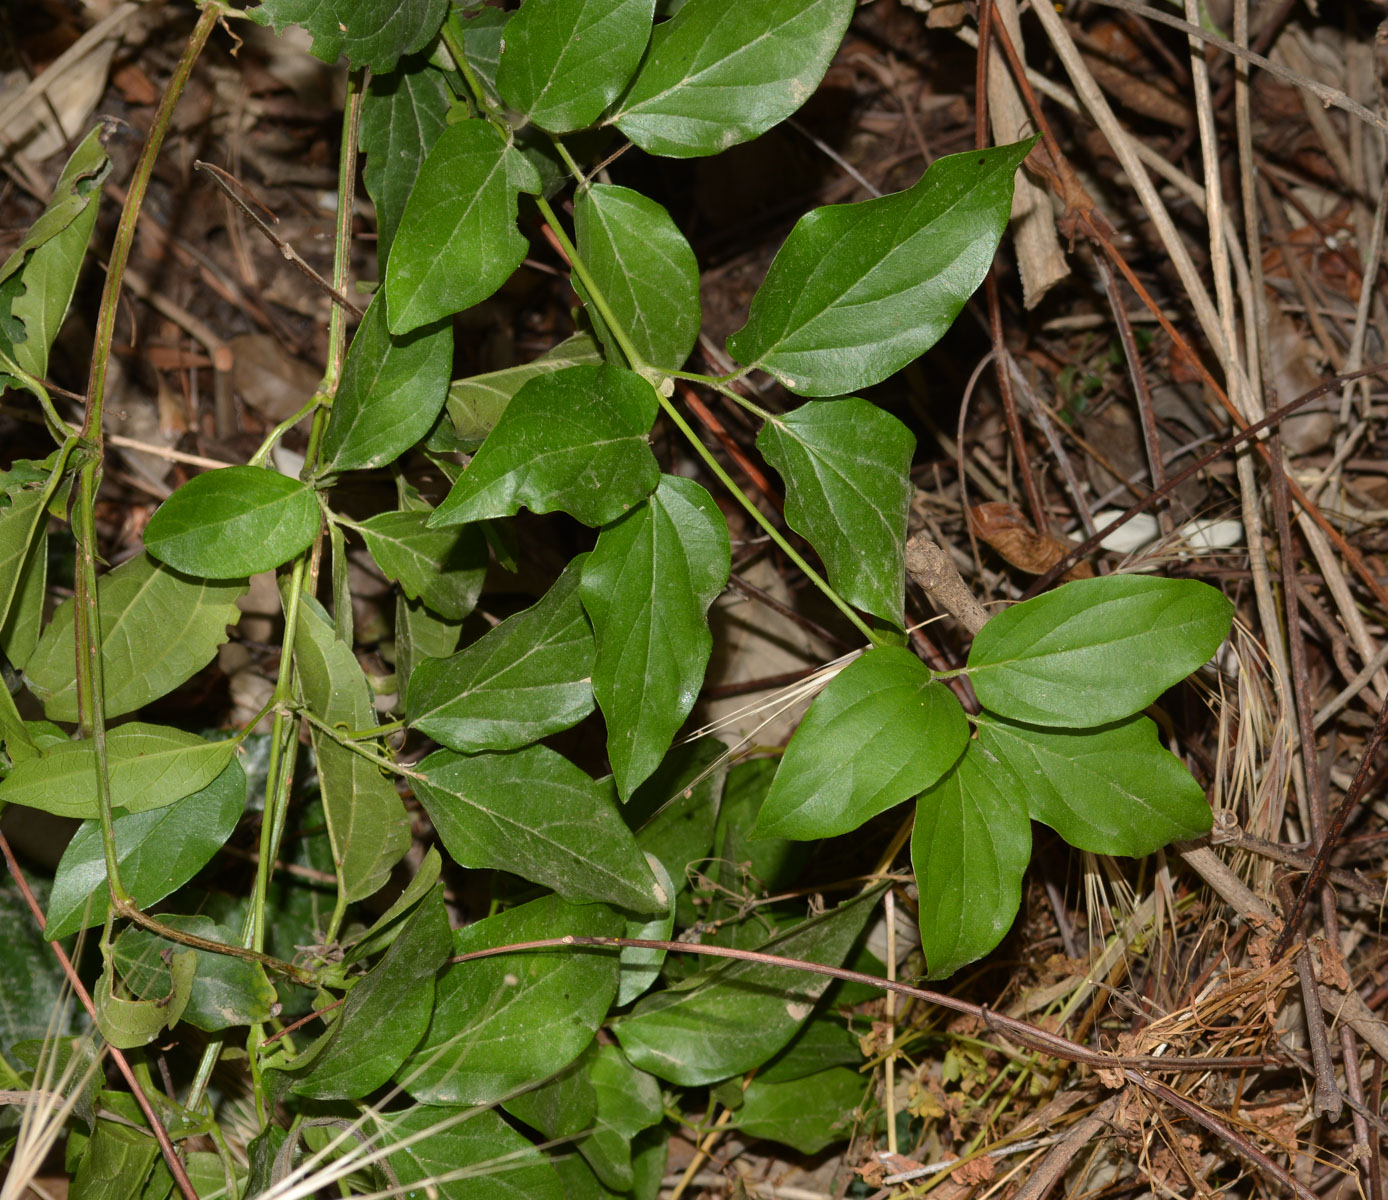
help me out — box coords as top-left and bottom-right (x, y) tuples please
(430, 364), (660, 528)
(613, 884), (882, 1085)
(0, 881), (74, 1046)
(319, 289), (454, 473)
(618, 856), (676, 1004)
(756, 398), (914, 627)
(414, 743), (665, 912)
(144, 466), (319, 577)
(408, 554), (594, 751)
(249, 0), (447, 72)
(346, 846), (444, 965)
(757, 1012), (863, 1082)
(0, 458), (54, 645)
(294, 597), (411, 903)
(385, 119), (527, 334)
(497, 0), (655, 133)
(549, 1133), (667, 1200)
(624, 738), (726, 891)
(575, 1044), (664, 1190)
(24, 552), (245, 723)
(911, 738), (1031, 979)
(278, 885), (451, 1099)
(582, 475), (729, 798)
(457, 6), (509, 108)
(113, 914), (277, 1031)
(445, 333), (603, 448)
(45, 756), (246, 939)
(70, 1120), (160, 1200)
(400, 893), (622, 1105)
(0, 724), (236, 818)
(95, 949), (195, 1049)
(1, 515), (45, 671)
(396, 594), (464, 709)
(360, 59), (453, 267)
(726, 139), (1036, 396)
(733, 1067), (863, 1153)
(575, 183), (700, 370)
(710, 758), (808, 907)
(967, 575), (1234, 727)
(754, 648), (967, 840)
(368, 1105), (564, 1200)
(502, 1051), (597, 1140)
(359, 510), (487, 619)
(978, 713), (1212, 855)
(3, 127), (111, 378)
(611, 0), (854, 157)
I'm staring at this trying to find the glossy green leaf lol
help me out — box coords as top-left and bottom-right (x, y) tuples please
(611, 0), (853, 157)
(249, 0), (447, 72)
(582, 475), (729, 798)
(400, 893), (622, 1105)
(912, 738), (1031, 979)
(408, 554), (594, 751)
(445, 333), (603, 448)
(24, 551), (245, 723)
(457, 6), (509, 108)
(757, 1012), (863, 1082)
(45, 757), (246, 939)
(431, 364), (660, 528)
(360, 59), (453, 267)
(113, 914), (277, 1031)
(978, 713), (1212, 855)
(734, 1067), (863, 1152)
(278, 885), (450, 1100)
(385, 119), (527, 334)
(613, 884), (882, 1085)
(754, 648), (967, 840)
(502, 1051), (597, 1140)
(575, 183), (700, 370)
(967, 575), (1235, 727)
(414, 743), (665, 912)
(320, 289), (454, 473)
(94, 949), (195, 1049)
(144, 466), (319, 577)
(294, 597), (411, 903)
(576, 1044), (664, 1190)
(369, 1105), (564, 1200)
(359, 510), (487, 619)
(624, 738), (726, 891)
(0, 724), (235, 818)
(727, 139), (1036, 396)
(0, 126), (110, 379)
(756, 398), (914, 627)
(497, 0), (655, 133)
(346, 846), (444, 966)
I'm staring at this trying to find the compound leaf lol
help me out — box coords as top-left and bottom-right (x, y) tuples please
(967, 575), (1234, 727)
(727, 140), (1035, 396)
(582, 475), (729, 799)
(912, 738), (1031, 979)
(754, 648), (967, 840)
(612, 0), (853, 157)
(756, 398), (913, 627)
(144, 466), (319, 577)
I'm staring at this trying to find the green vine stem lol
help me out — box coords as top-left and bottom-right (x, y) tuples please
(533, 194), (883, 646)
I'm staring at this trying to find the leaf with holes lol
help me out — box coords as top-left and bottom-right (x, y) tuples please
(497, 0), (655, 133)
(144, 467), (319, 577)
(581, 475), (729, 798)
(757, 398), (914, 627)
(575, 183), (700, 370)
(912, 738), (1031, 979)
(967, 575), (1234, 727)
(430, 364), (660, 528)
(611, 0), (854, 157)
(754, 648), (967, 840)
(727, 140), (1036, 396)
